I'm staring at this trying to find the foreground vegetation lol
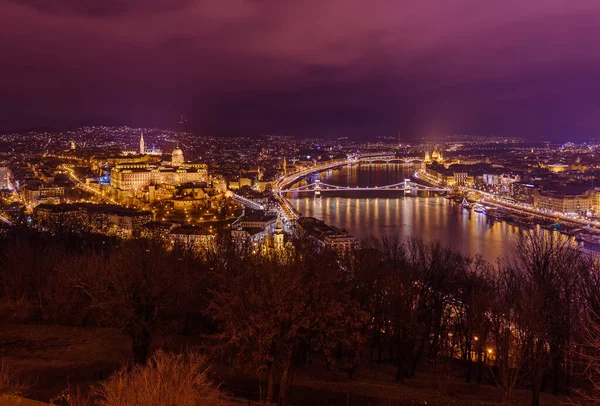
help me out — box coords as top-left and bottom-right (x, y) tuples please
(1, 227), (600, 405)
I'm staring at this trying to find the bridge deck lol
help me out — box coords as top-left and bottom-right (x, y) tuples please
(284, 188), (447, 192)
(283, 180), (448, 193)
(232, 193), (264, 210)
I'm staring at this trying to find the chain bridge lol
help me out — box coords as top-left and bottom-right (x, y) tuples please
(283, 179), (449, 196)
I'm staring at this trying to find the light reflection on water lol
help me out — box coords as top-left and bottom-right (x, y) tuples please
(287, 163), (525, 262)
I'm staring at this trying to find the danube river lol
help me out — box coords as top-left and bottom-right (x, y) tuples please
(286, 163), (523, 263)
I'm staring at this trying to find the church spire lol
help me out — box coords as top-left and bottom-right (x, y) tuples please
(139, 132), (145, 155)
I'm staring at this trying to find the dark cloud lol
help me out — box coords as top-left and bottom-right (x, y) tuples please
(1, 0), (600, 139)
(7, 0), (193, 17)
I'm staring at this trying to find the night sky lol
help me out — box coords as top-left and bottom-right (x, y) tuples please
(2, 0), (600, 140)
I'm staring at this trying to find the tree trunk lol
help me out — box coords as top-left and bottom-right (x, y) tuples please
(395, 355), (406, 382)
(531, 340), (544, 406)
(429, 298), (443, 364)
(505, 384), (514, 406)
(565, 356), (572, 395)
(265, 362), (276, 405)
(411, 338), (425, 377)
(477, 329), (488, 384)
(279, 348), (295, 406)
(395, 336), (409, 382)
(532, 381), (541, 406)
(476, 346), (483, 384)
(552, 349), (560, 396)
(465, 336), (472, 383)
(131, 325), (151, 364)
(501, 328), (510, 398)
(347, 350), (358, 380)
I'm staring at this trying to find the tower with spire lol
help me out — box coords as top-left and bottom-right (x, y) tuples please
(139, 132), (145, 155)
(274, 214), (284, 250)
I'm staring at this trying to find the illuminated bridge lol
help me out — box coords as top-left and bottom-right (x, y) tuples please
(283, 179), (449, 196)
(358, 154), (422, 164)
(231, 193), (265, 211)
(0, 214), (13, 226)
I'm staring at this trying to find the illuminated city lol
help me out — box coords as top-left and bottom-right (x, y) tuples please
(4, 129), (600, 257)
(3, 1), (600, 405)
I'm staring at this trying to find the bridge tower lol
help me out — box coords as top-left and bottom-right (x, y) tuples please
(314, 179), (321, 197)
(404, 179), (412, 192)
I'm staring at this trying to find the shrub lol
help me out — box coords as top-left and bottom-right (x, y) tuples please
(94, 350), (225, 406)
(0, 298), (34, 324)
(0, 359), (29, 397)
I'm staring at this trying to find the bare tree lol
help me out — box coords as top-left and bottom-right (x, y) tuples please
(492, 230), (590, 405)
(209, 237), (366, 405)
(70, 238), (194, 364)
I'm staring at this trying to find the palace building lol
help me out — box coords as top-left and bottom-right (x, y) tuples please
(110, 163), (208, 191)
(110, 137), (207, 191)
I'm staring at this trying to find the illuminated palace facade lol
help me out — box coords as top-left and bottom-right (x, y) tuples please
(110, 163), (208, 191)
(110, 137), (208, 191)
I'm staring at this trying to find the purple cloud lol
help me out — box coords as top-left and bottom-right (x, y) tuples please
(1, 0), (600, 138)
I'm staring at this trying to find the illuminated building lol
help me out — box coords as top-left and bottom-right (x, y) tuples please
(22, 186), (65, 205)
(134, 132), (162, 156)
(110, 146), (207, 191)
(231, 226), (268, 244)
(171, 146), (184, 167)
(102, 154), (160, 166)
(453, 171), (469, 186)
(231, 212), (278, 245)
(169, 224), (215, 248)
(0, 167), (11, 189)
(536, 191), (594, 215)
(33, 203), (152, 236)
(547, 164), (569, 173)
(297, 217), (358, 254)
(235, 212), (277, 232)
(431, 146), (443, 162)
(482, 172), (520, 192)
(424, 164), (455, 186)
(110, 163), (208, 191)
(139, 132), (145, 154)
(274, 215), (284, 249)
(511, 182), (539, 204)
(424, 146), (444, 164)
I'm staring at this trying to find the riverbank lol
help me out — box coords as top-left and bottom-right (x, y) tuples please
(416, 168), (600, 237)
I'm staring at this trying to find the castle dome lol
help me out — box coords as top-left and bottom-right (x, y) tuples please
(172, 146), (184, 166)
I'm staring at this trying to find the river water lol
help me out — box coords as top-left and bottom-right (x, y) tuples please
(286, 163), (523, 263)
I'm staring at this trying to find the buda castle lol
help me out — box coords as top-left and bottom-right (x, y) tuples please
(110, 133), (207, 191)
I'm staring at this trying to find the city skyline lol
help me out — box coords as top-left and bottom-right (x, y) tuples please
(7, 2), (600, 405)
(3, 0), (600, 139)
(3, 126), (600, 404)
